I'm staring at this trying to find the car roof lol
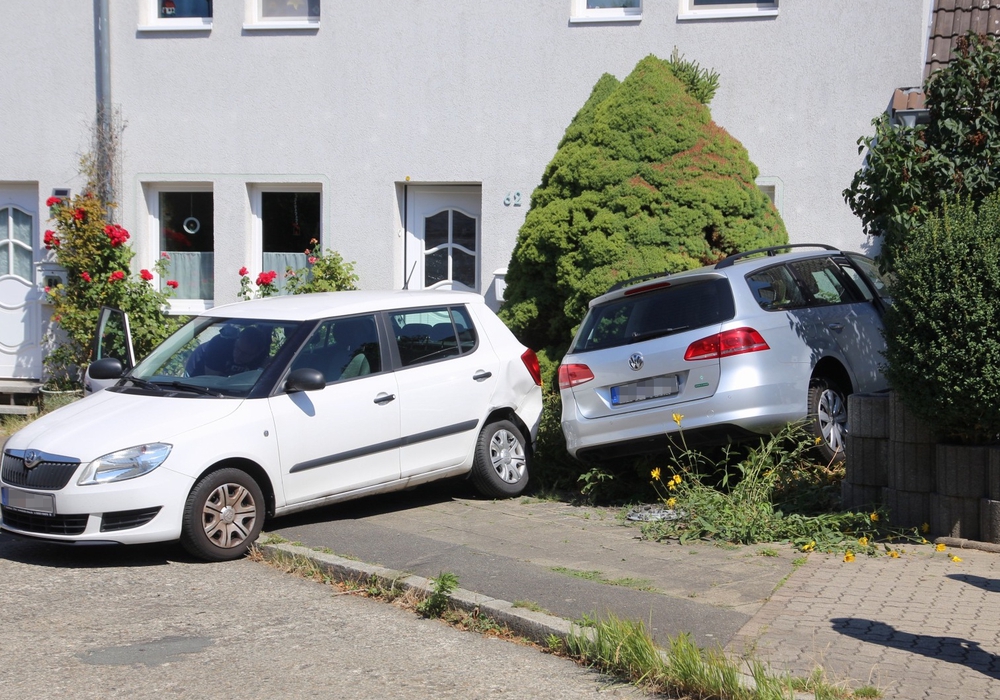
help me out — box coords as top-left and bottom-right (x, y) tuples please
(589, 245), (861, 308)
(205, 289), (485, 322)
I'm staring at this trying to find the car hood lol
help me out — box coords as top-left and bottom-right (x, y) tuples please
(5, 390), (244, 462)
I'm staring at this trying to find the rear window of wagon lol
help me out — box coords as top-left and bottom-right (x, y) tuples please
(571, 278), (735, 352)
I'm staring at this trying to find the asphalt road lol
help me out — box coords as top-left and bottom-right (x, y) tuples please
(0, 532), (645, 700)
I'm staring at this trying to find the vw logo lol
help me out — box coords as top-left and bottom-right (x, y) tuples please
(23, 450), (42, 470)
(628, 353), (644, 371)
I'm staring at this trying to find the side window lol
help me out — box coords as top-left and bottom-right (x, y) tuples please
(846, 254), (892, 303)
(291, 315), (380, 383)
(746, 265), (806, 311)
(392, 306), (477, 368)
(786, 258), (857, 306)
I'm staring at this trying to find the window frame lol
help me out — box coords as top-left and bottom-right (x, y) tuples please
(243, 0), (320, 31)
(678, 0), (778, 21)
(145, 182), (215, 315)
(386, 306), (479, 370)
(570, 0), (642, 24)
(249, 183), (322, 295)
(138, 0), (213, 32)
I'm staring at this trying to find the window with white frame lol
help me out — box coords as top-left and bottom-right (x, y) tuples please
(245, 0), (320, 29)
(678, 0), (778, 20)
(0, 207), (33, 281)
(570, 0), (641, 23)
(139, 0), (212, 31)
(151, 187), (214, 308)
(252, 187), (321, 295)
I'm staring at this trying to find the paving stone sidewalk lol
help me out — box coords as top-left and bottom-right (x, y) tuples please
(727, 544), (1000, 700)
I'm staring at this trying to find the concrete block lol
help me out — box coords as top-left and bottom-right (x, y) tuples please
(844, 436), (888, 486)
(931, 493), (981, 540)
(882, 487), (930, 529)
(849, 393), (889, 438)
(887, 441), (935, 492)
(935, 444), (990, 498)
(980, 498), (1000, 544)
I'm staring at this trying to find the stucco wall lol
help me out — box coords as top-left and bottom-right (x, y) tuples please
(4, 1), (929, 308)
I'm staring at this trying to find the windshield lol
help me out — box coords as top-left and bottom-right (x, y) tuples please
(126, 316), (303, 398)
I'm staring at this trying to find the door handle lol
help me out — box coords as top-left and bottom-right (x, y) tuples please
(827, 323), (844, 332)
(373, 393), (396, 405)
(472, 371), (493, 381)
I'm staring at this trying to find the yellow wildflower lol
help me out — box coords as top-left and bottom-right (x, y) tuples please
(921, 522), (930, 533)
(921, 538), (928, 545)
(672, 474), (682, 485)
(814, 436), (822, 445)
(951, 555), (963, 562)
(668, 482), (676, 491)
(672, 413), (684, 426)
(802, 541), (815, 552)
(650, 468), (661, 481)
(844, 551), (855, 562)
(666, 498), (676, 508)
(858, 537), (869, 547)
(888, 550), (900, 558)
(935, 543), (946, 552)
(870, 512), (879, 523)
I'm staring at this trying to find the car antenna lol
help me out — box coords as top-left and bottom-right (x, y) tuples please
(403, 261), (416, 290)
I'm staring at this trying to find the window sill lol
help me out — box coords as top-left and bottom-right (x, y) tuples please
(242, 21), (320, 31)
(137, 21), (212, 32)
(677, 9), (778, 20)
(166, 299), (214, 315)
(569, 14), (641, 23)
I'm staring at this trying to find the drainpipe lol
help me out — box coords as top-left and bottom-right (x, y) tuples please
(94, 0), (113, 213)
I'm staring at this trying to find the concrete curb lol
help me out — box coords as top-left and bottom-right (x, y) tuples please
(934, 535), (1000, 553)
(257, 542), (577, 645)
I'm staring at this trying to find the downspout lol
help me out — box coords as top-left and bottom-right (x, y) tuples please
(94, 0), (113, 214)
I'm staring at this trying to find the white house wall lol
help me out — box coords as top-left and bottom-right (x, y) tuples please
(5, 1), (927, 316)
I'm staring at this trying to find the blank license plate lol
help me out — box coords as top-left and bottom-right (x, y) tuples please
(611, 375), (679, 405)
(1, 486), (55, 515)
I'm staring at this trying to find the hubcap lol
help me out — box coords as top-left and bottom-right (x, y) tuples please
(818, 389), (848, 455)
(489, 429), (526, 484)
(203, 482), (257, 549)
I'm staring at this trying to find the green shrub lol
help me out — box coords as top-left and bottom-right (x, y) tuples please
(882, 193), (1000, 443)
(44, 189), (178, 389)
(844, 32), (1000, 269)
(285, 239), (359, 294)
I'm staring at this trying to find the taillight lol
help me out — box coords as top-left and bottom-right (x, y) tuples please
(684, 328), (770, 361)
(557, 363), (594, 390)
(521, 349), (543, 387)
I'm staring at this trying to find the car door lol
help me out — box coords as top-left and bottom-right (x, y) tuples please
(786, 256), (886, 392)
(389, 305), (499, 477)
(269, 314), (401, 506)
(83, 306), (136, 395)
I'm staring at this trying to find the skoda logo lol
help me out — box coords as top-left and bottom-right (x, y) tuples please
(23, 450), (42, 470)
(628, 353), (644, 371)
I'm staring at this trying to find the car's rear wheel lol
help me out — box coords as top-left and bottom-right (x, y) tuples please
(809, 378), (849, 463)
(471, 419), (529, 498)
(180, 468), (265, 561)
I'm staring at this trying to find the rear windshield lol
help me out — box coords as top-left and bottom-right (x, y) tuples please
(571, 278), (735, 352)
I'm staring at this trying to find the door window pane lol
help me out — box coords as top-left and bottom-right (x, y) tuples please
(425, 248), (448, 287)
(291, 314), (380, 382)
(11, 209), (31, 245)
(453, 251), (475, 288)
(422, 209), (478, 290)
(0, 207), (32, 281)
(453, 211), (476, 251)
(425, 211), (448, 249)
(159, 191), (214, 300)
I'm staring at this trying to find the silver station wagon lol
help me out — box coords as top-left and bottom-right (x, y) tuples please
(558, 245), (891, 463)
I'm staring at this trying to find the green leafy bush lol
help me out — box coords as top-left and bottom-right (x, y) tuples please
(285, 240), (359, 294)
(882, 193), (1000, 443)
(44, 191), (178, 389)
(844, 32), (1000, 269)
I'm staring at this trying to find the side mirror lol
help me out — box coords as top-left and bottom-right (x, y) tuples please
(88, 357), (124, 380)
(284, 367), (326, 393)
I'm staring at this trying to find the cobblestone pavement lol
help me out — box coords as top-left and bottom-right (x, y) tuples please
(728, 544), (1000, 699)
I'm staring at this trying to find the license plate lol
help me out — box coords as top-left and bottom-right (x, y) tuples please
(611, 375), (679, 405)
(1, 486), (55, 515)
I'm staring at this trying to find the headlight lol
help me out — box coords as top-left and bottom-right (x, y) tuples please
(77, 443), (172, 486)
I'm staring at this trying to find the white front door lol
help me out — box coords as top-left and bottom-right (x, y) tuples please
(0, 197), (41, 379)
(404, 186), (481, 292)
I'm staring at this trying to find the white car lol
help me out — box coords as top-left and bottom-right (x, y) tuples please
(1, 291), (543, 561)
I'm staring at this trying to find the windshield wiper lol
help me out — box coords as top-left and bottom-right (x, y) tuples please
(120, 376), (165, 393)
(628, 326), (690, 344)
(153, 380), (225, 398)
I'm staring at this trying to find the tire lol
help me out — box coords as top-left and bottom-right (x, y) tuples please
(470, 419), (530, 498)
(180, 468), (265, 561)
(809, 377), (849, 464)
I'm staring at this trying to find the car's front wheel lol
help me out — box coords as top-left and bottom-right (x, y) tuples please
(180, 468), (265, 561)
(471, 419), (529, 498)
(808, 378), (849, 463)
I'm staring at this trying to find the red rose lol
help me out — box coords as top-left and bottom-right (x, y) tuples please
(81, 272), (92, 283)
(161, 252), (171, 259)
(104, 224), (130, 247)
(43, 230), (60, 249)
(308, 256), (318, 264)
(108, 270), (125, 283)
(239, 266), (249, 276)
(140, 269), (154, 281)
(73, 208), (85, 221)
(46, 196), (61, 207)
(256, 270), (277, 286)
(166, 280), (179, 289)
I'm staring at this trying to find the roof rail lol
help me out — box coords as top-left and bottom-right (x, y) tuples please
(714, 243), (838, 269)
(607, 270), (672, 293)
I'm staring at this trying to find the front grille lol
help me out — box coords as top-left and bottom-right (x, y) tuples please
(2, 452), (80, 490)
(1, 506), (89, 535)
(101, 507), (161, 532)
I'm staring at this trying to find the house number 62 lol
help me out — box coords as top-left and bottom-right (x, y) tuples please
(503, 191), (522, 207)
